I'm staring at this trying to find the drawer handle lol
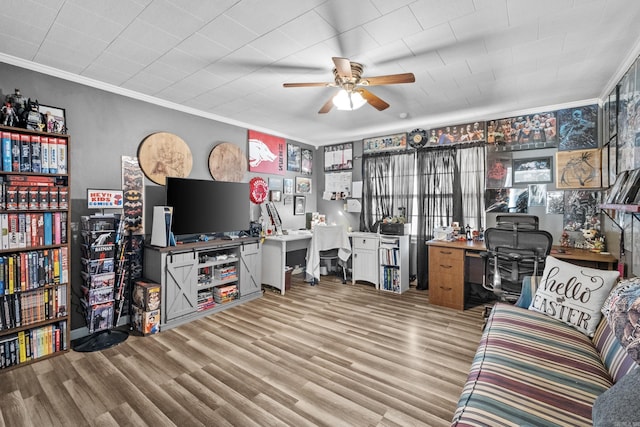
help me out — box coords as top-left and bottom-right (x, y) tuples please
(440, 250), (452, 255)
(439, 264), (452, 269)
(439, 286), (452, 291)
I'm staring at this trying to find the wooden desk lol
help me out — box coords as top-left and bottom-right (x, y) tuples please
(426, 240), (617, 310)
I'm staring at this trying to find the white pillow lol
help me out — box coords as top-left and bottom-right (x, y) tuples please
(529, 256), (619, 337)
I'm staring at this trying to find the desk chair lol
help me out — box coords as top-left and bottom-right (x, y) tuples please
(495, 214), (539, 230)
(319, 248), (347, 283)
(481, 227), (552, 303)
(306, 225), (351, 285)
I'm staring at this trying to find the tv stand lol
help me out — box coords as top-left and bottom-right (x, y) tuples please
(143, 237), (262, 330)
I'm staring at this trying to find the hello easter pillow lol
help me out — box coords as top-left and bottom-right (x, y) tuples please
(529, 256), (619, 337)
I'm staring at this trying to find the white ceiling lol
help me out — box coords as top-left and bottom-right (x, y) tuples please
(1, 0), (640, 147)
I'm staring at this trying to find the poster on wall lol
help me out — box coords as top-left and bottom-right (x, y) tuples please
(485, 188), (528, 213)
(122, 156), (144, 235)
(428, 121), (486, 146)
(555, 148), (601, 189)
(563, 190), (600, 232)
(362, 133), (407, 154)
(557, 104), (598, 151)
(301, 148), (313, 175)
(487, 113), (557, 151)
(287, 143), (301, 172)
(324, 171), (352, 200)
(486, 152), (512, 188)
(248, 130), (285, 175)
(324, 143), (353, 171)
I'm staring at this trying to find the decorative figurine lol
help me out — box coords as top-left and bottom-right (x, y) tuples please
(5, 88), (27, 117)
(1, 101), (18, 126)
(560, 231), (570, 247)
(22, 99), (45, 131)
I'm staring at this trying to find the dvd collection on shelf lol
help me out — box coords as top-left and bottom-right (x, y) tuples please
(0, 124), (70, 371)
(605, 169), (640, 205)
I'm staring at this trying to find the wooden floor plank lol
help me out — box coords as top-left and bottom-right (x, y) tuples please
(0, 275), (484, 426)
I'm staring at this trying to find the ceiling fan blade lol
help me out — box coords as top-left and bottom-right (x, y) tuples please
(360, 89), (390, 111)
(283, 82), (332, 88)
(332, 57), (352, 79)
(318, 96), (335, 114)
(363, 73), (415, 86)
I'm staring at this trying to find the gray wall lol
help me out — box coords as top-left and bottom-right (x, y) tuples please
(0, 62), (317, 333)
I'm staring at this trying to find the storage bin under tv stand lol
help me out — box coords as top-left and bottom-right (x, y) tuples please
(143, 237), (262, 330)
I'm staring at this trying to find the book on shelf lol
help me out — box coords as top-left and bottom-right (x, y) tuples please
(19, 135), (30, 173)
(10, 133), (19, 172)
(40, 136), (49, 174)
(1, 132), (10, 172)
(30, 135), (41, 173)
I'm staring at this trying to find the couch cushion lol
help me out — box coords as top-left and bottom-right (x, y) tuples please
(452, 303), (613, 427)
(529, 256), (619, 337)
(592, 365), (640, 426)
(592, 318), (638, 383)
(515, 275), (539, 308)
(603, 278), (640, 365)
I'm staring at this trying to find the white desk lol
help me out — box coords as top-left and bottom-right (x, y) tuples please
(262, 233), (312, 295)
(305, 225), (351, 283)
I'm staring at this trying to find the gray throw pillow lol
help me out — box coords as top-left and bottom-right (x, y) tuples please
(592, 367), (640, 426)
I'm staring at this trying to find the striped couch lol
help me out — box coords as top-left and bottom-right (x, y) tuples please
(451, 303), (637, 426)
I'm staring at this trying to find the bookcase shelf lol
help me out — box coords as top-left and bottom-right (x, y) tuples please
(599, 203), (640, 213)
(0, 125), (70, 371)
(378, 235), (409, 294)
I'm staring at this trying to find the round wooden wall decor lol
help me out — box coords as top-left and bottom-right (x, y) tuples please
(137, 132), (193, 185)
(208, 142), (247, 182)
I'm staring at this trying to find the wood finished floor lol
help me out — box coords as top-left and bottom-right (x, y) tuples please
(0, 275), (486, 427)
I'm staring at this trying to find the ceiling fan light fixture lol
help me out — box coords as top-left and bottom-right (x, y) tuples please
(333, 89), (366, 111)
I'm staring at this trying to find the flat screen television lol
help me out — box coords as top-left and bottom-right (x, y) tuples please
(165, 177), (249, 240)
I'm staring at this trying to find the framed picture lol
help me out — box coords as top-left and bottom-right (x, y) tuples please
(301, 148), (313, 175)
(294, 195), (305, 215)
(268, 177), (283, 192)
(557, 104), (598, 151)
(556, 148), (602, 189)
(512, 157), (552, 184)
(283, 178), (294, 195)
(38, 104), (66, 134)
(324, 143), (353, 171)
(295, 176), (312, 194)
(287, 143), (301, 172)
(546, 191), (564, 214)
(528, 184), (546, 207)
(270, 190), (281, 202)
(485, 188), (528, 213)
(486, 152), (513, 188)
(363, 133), (407, 154)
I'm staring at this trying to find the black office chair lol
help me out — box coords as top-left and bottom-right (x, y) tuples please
(481, 227), (553, 303)
(495, 214), (539, 231)
(319, 248), (347, 283)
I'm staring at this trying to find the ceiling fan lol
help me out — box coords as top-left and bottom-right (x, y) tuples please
(283, 57), (415, 114)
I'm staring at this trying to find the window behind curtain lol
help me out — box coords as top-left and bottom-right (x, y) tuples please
(456, 145), (486, 231)
(360, 152), (415, 232)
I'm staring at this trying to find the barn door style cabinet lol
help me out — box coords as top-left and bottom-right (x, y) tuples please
(143, 237), (262, 330)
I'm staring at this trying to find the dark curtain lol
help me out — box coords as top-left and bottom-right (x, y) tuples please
(360, 152), (415, 231)
(416, 147), (457, 289)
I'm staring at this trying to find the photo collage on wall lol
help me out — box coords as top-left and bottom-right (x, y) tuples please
(248, 129), (314, 215)
(479, 103), (603, 241)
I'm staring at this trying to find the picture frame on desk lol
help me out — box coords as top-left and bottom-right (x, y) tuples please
(38, 104), (66, 134)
